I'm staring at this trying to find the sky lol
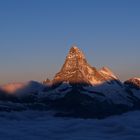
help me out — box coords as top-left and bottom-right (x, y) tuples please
(0, 0), (140, 84)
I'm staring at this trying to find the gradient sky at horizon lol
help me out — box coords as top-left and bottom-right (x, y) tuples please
(0, 0), (140, 84)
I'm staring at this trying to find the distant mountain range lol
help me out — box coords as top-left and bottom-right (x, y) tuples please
(0, 46), (140, 118)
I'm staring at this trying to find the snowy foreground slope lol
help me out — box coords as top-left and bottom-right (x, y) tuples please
(0, 111), (140, 140)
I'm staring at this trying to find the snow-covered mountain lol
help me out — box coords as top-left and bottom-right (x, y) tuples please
(0, 46), (140, 118)
(124, 78), (140, 101)
(39, 46), (138, 118)
(125, 78), (140, 89)
(53, 46), (120, 85)
(49, 46), (124, 102)
(99, 66), (118, 80)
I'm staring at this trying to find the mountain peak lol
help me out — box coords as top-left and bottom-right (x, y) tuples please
(69, 45), (81, 53)
(68, 45), (85, 60)
(99, 66), (118, 80)
(51, 45), (120, 85)
(125, 77), (140, 88)
(70, 45), (79, 51)
(53, 46), (89, 84)
(53, 45), (112, 85)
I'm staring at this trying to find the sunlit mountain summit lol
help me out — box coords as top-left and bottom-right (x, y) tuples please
(53, 45), (119, 85)
(0, 45), (140, 118)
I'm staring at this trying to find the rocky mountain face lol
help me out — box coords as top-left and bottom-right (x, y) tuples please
(125, 78), (140, 89)
(53, 46), (119, 85)
(0, 46), (140, 118)
(124, 78), (140, 104)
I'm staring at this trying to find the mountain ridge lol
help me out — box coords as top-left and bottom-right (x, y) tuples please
(52, 46), (119, 86)
(0, 45), (140, 118)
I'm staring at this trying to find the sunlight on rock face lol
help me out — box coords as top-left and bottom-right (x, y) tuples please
(53, 46), (119, 85)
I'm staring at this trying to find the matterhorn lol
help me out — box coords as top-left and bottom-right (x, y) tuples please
(53, 46), (119, 85)
(0, 45), (140, 118)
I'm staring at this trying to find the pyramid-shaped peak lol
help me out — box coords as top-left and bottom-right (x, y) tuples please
(70, 45), (79, 51)
(68, 45), (85, 59)
(52, 45), (121, 85)
(69, 45), (81, 53)
(53, 45), (106, 85)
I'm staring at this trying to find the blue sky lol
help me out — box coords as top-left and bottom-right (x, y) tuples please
(0, 0), (140, 84)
